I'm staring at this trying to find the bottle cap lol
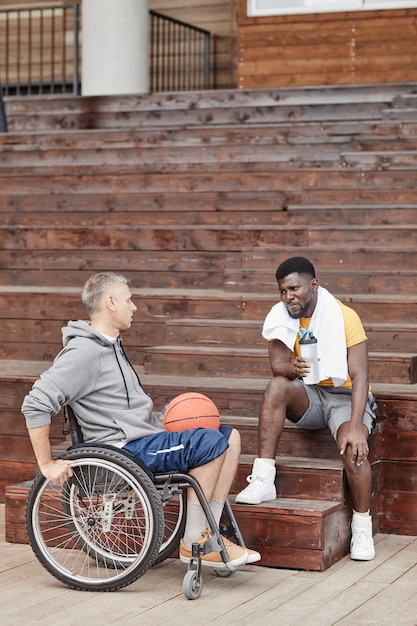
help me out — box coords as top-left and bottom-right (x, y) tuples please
(298, 330), (317, 344)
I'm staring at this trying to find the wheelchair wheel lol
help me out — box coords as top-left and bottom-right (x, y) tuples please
(182, 570), (202, 600)
(153, 483), (186, 565)
(25, 447), (164, 592)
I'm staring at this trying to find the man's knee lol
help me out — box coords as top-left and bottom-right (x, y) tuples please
(263, 375), (293, 401)
(228, 427), (241, 451)
(262, 376), (307, 417)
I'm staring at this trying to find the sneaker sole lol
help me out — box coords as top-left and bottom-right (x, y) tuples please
(235, 493), (276, 505)
(179, 550), (248, 570)
(350, 552), (375, 561)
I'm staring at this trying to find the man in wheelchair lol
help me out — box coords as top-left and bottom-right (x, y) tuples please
(22, 271), (260, 571)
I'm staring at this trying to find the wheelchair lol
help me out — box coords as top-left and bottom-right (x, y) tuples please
(25, 406), (247, 599)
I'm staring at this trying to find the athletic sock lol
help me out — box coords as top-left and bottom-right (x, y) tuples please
(205, 497), (224, 529)
(353, 509), (370, 518)
(258, 457), (275, 466)
(183, 500), (207, 548)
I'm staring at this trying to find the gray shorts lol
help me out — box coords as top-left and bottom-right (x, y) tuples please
(295, 382), (378, 441)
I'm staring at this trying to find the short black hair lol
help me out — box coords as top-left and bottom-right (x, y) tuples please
(275, 256), (316, 281)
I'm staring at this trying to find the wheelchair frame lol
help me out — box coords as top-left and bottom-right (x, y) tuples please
(25, 405), (246, 599)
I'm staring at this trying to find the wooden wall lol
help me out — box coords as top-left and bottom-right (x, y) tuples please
(236, 1), (417, 88)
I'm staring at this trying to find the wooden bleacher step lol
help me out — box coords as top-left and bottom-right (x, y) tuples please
(0, 224), (414, 251)
(232, 498), (351, 571)
(287, 204), (417, 225)
(164, 318), (417, 353)
(225, 268), (417, 295)
(143, 344), (417, 384)
(6, 82), (415, 131)
(234, 455), (345, 501)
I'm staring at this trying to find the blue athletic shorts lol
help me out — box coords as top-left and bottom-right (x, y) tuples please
(122, 425), (233, 474)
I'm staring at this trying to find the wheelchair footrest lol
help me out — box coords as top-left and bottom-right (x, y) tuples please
(191, 535), (222, 558)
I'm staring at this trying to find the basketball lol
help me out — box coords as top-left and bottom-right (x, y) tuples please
(163, 392), (220, 432)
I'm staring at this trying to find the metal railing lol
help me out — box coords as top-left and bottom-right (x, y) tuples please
(0, 4), (80, 96)
(0, 83), (7, 130)
(0, 5), (211, 98)
(149, 10), (211, 92)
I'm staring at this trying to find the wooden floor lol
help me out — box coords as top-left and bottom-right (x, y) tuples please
(0, 505), (416, 625)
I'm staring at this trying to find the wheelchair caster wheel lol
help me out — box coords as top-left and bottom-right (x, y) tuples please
(214, 568), (235, 578)
(183, 570), (202, 600)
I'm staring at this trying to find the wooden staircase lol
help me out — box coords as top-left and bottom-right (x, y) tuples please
(1, 83), (417, 570)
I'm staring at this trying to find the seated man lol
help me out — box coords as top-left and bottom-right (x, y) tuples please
(22, 271), (260, 569)
(235, 256), (377, 561)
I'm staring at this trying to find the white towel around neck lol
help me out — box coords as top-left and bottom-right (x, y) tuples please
(262, 286), (348, 386)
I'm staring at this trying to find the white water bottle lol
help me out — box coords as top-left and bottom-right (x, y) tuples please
(299, 333), (320, 384)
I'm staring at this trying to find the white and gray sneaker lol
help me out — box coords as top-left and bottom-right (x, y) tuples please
(235, 458), (276, 505)
(350, 513), (375, 561)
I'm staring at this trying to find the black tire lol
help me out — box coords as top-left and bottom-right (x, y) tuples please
(25, 447), (164, 592)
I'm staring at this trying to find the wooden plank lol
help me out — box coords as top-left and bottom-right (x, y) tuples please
(335, 559), (417, 625)
(1, 224), (416, 250)
(3, 168), (417, 194)
(3, 119), (417, 150)
(235, 455), (344, 501)
(0, 189), (287, 213)
(288, 205), (417, 225)
(243, 248), (417, 273)
(0, 289), (416, 325)
(5, 82), (411, 113)
(0, 100), (383, 129)
(143, 344), (417, 384)
(226, 268), (417, 296)
(0, 144), (344, 169)
(0, 231), (416, 295)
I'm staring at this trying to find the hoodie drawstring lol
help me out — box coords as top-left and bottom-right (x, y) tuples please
(119, 339), (143, 387)
(113, 341), (130, 407)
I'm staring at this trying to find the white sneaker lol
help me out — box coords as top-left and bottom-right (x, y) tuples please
(235, 458), (276, 505)
(350, 514), (375, 561)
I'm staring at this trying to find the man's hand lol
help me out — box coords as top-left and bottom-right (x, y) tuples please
(338, 423), (369, 466)
(292, 355), (312, 379)
(39, 459), (73, 484)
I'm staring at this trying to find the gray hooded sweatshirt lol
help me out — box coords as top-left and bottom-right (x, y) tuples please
(22, 320), (163, 445)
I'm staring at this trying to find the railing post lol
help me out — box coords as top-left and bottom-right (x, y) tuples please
(0, 83), (7, 132)
(73, 3), (80, 95)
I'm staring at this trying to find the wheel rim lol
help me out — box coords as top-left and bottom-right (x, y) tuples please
(29, 457), (157, 587)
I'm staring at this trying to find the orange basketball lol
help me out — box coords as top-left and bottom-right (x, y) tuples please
(163, 392), (220, 432)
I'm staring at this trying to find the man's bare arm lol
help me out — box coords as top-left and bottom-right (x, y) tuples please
(338, 341), (370, 465)
(28, 424), (73, 484)
(268, 339), (312, 380)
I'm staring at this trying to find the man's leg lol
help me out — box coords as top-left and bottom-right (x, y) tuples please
(186, 427), (241, 513)
(124, 427), (252, 568)
(181, 428), (251, 568)
(236, 376), (309, 505)
(337, 421), (375, 560)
